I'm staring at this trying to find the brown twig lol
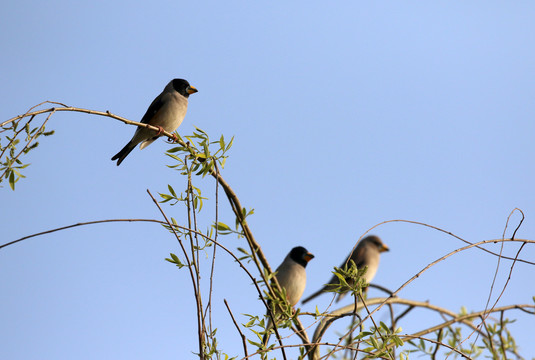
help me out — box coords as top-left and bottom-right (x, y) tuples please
(458, 209), (526, 359)
(184, 159), (208, 349)
(206, 162), (220, 343)
(393, 304), (415, 324)
(0, 215), (296, 336)
(431, 329), (443, 360)
(252, 279), (288, 360)
(4, 103), (285, 317)
(224, 299), (249, 358)
(5, 102), (285, 307)
(325, 238), (535, 358)
(403, 334), (473, 359)
(360, 219), (535, 266)
(146, 189), (205, 359)
(0, 218), (171, 250)
(469, 208), (525, 356)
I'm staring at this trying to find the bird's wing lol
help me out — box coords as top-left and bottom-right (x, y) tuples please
(140, 93), (165, 124)
(348, 244), (368, 269)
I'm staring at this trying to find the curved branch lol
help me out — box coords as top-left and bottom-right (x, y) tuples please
(402, 334), (474, 359)
(0, 216), (290, 358)
(360, 219), (535, 266)
(3, 103), (303, 354)
(307, 297), (535, 359)
(4, 103), (274, 270)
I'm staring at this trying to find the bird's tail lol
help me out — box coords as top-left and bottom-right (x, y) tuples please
(111, 141), (137, 166)
(262, 316), (273, 346)
(262, 332), (271, 347)
(300, 288), (325, 304)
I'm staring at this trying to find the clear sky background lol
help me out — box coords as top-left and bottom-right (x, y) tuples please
(1, 1), (534, 359)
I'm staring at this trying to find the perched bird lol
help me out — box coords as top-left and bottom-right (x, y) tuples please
(301, 235), (389, 304)
(263, 246), (314, 345)
(111, 78), (198, 165)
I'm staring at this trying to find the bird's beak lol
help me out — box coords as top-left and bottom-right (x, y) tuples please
(187, 86), (198, 94)
(380, 244), (390, 253)
(304, 253), (315, 262)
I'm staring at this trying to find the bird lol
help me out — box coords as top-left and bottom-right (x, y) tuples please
(301, 235), (389, 304)
(111, 78), (198, 165)
(262, 246), (314, 345)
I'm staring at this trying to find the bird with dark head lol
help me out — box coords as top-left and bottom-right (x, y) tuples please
(301, 235), (389, 304)
(111, 78), (198, 165)
(262, 246), (314, 345)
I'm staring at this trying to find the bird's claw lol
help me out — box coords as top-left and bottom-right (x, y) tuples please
(164, 133), (178, 143)
(155, 125), (164, 136)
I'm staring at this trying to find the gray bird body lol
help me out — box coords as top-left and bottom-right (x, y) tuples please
(263, 246), (314, 345)
(275, 252), (308, 306)
(111, 79), (197, 165)
(301, 235), (389, 304)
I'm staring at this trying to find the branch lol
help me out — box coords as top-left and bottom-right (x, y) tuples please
(306, 298), (534, 359)
(0, 218), (168, 250)
(402, 334), (473, 359)
(4, 103), (283, 317)
(224, 299), (249, 358)
(146, 190), (205, 359)
(360, 219), (535, 266)
(3, 103), (278, 288)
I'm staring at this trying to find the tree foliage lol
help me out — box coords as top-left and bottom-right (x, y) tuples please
(2, 103), (534, 359)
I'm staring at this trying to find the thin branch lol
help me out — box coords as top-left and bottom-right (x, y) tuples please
(393, 304), (415, 324)
(470, 208), (524, 355)
(360, 219), (535, 266)
(224, 299), (249, 358)
(431, 329), (443, 360)
(4, 102), (283, 309)
(499, 311), (507, 358)
(0, 216), (295, 333)
(206, 162), (221, 342)
(386, 302), (396, 359)
(184, 160), (207, 352)
(242, 342), (383, 360)
(146, 190), (205, 359)
(324, 238), (535, 358)
(307, 297), (534, 360)
(402, 334), (473, 359)
(252, 279), (288, 360)
(480, 315), (498, 357)
(0, 218), (169, 249)
(457, 235), (528, 357)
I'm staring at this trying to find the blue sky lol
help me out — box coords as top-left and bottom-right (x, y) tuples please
(1, 1), (534, 359)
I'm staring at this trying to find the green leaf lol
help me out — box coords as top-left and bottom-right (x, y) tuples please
(167, 184), (177, 197)
(393, 335), (404, 346)
(226, 136), (234, 152)
(216, 222), (231, 231)
(159, 193), (173, 200)
(166, 253), (185, 268)
(194, 126), (208, 136)
(370, 336), (379, 349)
(380, 321), (390, 334)
(247, 339), (261, 347)
(9, 171), (15, 190)
(356, 331), (373, 339)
